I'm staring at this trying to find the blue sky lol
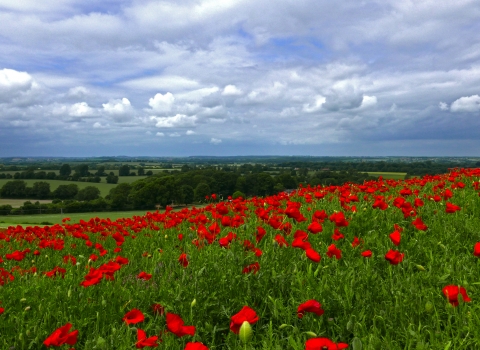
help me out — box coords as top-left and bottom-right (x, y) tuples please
(1, 0), (480, 157)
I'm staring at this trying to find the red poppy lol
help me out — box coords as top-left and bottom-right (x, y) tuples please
(445, 202), (461, 213)
(151, 303), (165, 316)
(166, 313), (196, 337)
(412, 217), (428, 231)
(242, 262), (260, 274)
(474, 242), (480, 257)
(389, 230), (401, 246)
(274, 234), (289, 247)
(0, 307), (4, 315)
(255, 227), (267, 243)
(137, 272), (152, 281)
(351, 236), (361, 248)
(385, 249), (404, 265)
(43, 323), (78, 347)
(185, 342), (209, 350)
(178, 253), (189, 268)
(332, 228), (344, 241)
(136, 329), (159, 348)
(305, 248), (321, 263)
(297, 300), (324, 318)
(329, 212), (349, 227)
(361, 250), (372, 258)
(307, 221), (323, 234)
(326, 244), (342, 259)
(123, 309), (145, 325)
(230, 306), (259, 334)
(443, 285), (471, 307)
(305, 337), (349, 350)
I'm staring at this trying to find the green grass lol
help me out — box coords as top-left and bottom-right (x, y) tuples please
(367, 171), (407, 180)
(1, 170), (480, 349)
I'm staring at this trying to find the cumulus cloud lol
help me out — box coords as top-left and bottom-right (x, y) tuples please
(103, 98), (134, 122)
(68, 86), (89, 99)
(69, 102), (96, 117)
(186, 130), (196, 135)
(303, 96), (326, 113)
(439, 102), (449, 111)
(210, 138), (222, 144)
(450, 95), (480, 112)
(222, 84), (243, 96)
(156, 132), (165, 136)
(148, 92), (175, 113)
(150, 114), (197, 128)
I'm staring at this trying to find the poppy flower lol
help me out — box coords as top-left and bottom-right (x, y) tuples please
(445, 202), (461, 213)
(443, 285), (471, 307)
(351, 236), (361, 248)
(178, 253), (189, 268)
(274, 234), (289, 247)
(474, 242), (480, 257)
(305, 248), (321, 263)
(329, 212), (349, 227)
(0, 307), (4, 315)
(151, 303), (165, 316)
(307, 222), (323, 234)
(43, 323), (78, 347)
(385, 249), (404, 265)
(185, 342), (209, 350)
(412, 217), (428, 231)
(137, 272), (152, 281)
(332, 228), (344, 241)
(123, 309), (145, 325)
(389, 230), (401, 246)
(242, 262), (260, 274)
(305, 337), (349, 350)
(255, 227), (267, 243)
(136, 329), (159, 348)
(326, 244), (342, 259)
(361, 250), (372, 258)
(297, 300), (324, 318)
(166, 313), (195, 337)
(230, 306), (259, 334)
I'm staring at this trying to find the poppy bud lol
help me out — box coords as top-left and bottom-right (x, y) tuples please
(191, 299), (197, 308)
(416, 264), (425, 271)
(305, 331), (317, 337)
(239, 321), (252, 343)
(278, 324), (289, 329)
(20, 298), (26, 303)
(24, 306), (30, 311)
(425, 301), (433, 313)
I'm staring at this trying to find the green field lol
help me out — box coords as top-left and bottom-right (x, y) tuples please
(0, 210), (154, 227)
(367, 171), (407, 180)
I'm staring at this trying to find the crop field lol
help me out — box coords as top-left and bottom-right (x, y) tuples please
(1, 168), (480, 349)
(366, 172), (407, 180)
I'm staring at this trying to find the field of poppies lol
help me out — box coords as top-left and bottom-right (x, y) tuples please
(1, 168), (480, 349)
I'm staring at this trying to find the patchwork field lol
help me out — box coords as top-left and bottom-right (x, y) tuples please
(1, 169), (480, 349)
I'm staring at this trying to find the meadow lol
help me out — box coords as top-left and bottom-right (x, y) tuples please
(1, 169), (480, 349)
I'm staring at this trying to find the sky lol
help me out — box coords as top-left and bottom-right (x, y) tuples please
(1, 0), (480, 157)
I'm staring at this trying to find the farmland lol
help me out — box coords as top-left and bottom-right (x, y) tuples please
(1, 168), (480, 348)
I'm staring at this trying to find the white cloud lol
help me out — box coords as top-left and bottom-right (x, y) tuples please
(122, 76), (199, 91)
(0, 68), (32, 90)
(68, 86), (89, 98)
(222, 84), (243, 96)
(210, 138), (222, 144)
(186, 130), (196, 135)
(156, 132), (165, 137)
(169, 132), (181, 137)
(450, 95), (480, 112)
(148, 92), (175, 113)
(303, 96), (326, 113)
(358, 95), (377, 109)
(439, 102), (449, 110)
(69, 102), (95, 117)
(103, 98), (133, 122)
(150, 114), (197, 128)
(93, 122), (106, 129)
(176, 87), (219, 101)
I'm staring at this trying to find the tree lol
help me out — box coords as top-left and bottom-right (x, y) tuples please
(194, 182), (211, 202)
(106, 173), (119, 184)
(137, 167), (145, 176)
(95, 166), (106, 176)
(32, 182), (51, 199)
(181, 185), (194, 205)
(108, 183), (132, 210)
(74, 164), (89, 177)
(0, 180), (27, 198)
(119, 165), (130, 176)
(52, 184), (79, 200)
(232, 190), (245, 199)
(59, 164), (72, 176)
(76, 186), (101, 201)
